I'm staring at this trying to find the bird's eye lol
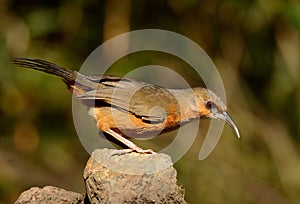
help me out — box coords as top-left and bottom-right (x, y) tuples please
(206, 101), (214, 109)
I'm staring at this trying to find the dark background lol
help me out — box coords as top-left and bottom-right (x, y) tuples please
(1, 0), (300, 203)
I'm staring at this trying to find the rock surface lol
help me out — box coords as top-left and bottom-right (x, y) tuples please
(14, 186), (85, 204)
(84, 149), (186, 203)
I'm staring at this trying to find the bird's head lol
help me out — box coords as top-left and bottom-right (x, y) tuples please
(193, 87), (240, 138)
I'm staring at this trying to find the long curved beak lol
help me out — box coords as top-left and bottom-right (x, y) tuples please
(222, 112), (240, 138)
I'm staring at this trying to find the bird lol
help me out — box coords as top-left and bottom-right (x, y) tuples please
(11, 57), (240, 154)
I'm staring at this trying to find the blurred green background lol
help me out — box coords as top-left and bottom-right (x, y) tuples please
(1, 0), (300, 203)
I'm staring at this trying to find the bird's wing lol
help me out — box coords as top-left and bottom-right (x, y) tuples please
(77, 76), (179, 123)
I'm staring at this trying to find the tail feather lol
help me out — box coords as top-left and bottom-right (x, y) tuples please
(11, 58), (76, 84)
(11, 57), (99, 95)
(12, 58), (114, 96)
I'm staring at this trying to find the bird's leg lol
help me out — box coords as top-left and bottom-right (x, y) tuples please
(106, 129), (156, 155)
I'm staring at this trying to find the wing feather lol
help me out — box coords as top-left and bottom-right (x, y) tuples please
(77, 76), (179, 123)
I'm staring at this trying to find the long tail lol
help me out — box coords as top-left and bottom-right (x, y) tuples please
(11, 58), (97, 95)
(11, 57), (76, 84)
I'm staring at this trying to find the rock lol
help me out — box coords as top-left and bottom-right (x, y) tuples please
(84, 148), (186, 203)
(14, 186), (85, 204)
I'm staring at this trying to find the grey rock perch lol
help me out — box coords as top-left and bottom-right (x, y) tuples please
(84, 148), (186, 203)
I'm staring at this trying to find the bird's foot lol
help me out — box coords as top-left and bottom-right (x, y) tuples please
(133, 147), (157, 155)
(111, 147), (156, 156)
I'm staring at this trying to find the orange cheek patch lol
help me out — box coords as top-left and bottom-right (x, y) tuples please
(199, 104), (211, 116)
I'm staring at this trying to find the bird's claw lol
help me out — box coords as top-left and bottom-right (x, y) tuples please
(111, 147), (156, 156)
